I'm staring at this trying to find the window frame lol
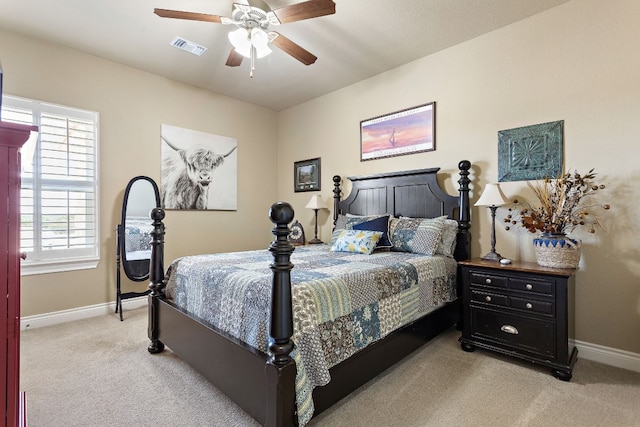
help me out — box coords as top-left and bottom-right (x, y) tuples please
(2, 94), (100, 275)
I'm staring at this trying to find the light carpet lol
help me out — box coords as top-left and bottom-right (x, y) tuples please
(21, 307), (640, 426)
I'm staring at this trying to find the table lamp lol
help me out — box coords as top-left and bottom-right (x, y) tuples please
(305, 195), (327, 244)
(475, 183), (509, 261)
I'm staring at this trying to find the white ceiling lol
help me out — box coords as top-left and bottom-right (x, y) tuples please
(0, 0), (570, 111)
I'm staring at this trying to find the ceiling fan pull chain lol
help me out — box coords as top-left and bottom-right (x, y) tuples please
(250, 45), (255, 78)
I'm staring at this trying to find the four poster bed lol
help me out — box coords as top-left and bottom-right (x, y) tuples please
(147, 160), (472, 427)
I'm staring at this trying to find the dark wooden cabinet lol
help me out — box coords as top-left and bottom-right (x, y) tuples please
(459, 259), (577, 380)
(1, 121), (37, 426)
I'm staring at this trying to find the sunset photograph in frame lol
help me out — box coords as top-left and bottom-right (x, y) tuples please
(360, 102), (435, 161)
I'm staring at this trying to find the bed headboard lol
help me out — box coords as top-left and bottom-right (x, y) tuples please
(332, 160), (471, 261)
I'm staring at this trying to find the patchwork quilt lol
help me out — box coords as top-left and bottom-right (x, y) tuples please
(164, 245), (458, 426)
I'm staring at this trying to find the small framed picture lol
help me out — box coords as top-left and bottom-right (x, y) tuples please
(294, 157), (321, 192)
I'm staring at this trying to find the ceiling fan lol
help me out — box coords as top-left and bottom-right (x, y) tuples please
(154, 0), (336, 77)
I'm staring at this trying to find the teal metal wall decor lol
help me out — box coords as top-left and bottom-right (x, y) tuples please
(498, 120), (563, 182)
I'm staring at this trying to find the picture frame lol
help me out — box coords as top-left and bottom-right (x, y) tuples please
(360, 102), (435, 161)
(498, 120), (564, 182)
(294, 157), (321, 192)
(160, 124), (238, 210)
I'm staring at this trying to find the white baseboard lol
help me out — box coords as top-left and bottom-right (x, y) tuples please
(20, 296), (148, 331)
(572, 339), (640, 374)
(21, 300), (640, 374)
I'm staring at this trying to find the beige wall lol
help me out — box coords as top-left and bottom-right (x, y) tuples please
(2, 0), (639, 354)
(0, 29), (279, 316)
(277, 0), (640, 353)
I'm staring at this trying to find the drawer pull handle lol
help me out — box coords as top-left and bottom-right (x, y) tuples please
(485, 296), (492, 302)
(526, 284), (533, 290)
(501, 325), (519, 335)
(485, 278), (492, 284)
(525, 303), (533, 309)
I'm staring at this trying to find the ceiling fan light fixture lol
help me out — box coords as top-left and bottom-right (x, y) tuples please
(228, 28), (250, 53)
(251, 28), (272, 58)
(251, 28), (268, 47)
(229, 27), (272, 59)
(254, 44), (272, 58)
(154, 0), (336, 73)
(234, 46), (251, 59)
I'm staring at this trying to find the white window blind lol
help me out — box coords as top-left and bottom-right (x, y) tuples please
(2, 95), (99, 274)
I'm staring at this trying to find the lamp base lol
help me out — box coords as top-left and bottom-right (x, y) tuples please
(480, 251), (503, 262)
(307, 238), (323, 245)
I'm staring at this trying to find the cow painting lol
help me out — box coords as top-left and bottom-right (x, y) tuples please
(160, 124), (237, 210)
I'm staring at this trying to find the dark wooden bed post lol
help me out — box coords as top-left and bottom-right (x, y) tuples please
(332, 175), (342, 226)
(456, 160), (472, 261)
(147, 207), (166, 354)
(265, 202), (297, 427)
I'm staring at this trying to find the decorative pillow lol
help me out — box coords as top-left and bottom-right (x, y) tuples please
(435, 219), (459, 257)
(352, 215), (392, 249)
(334, 214), (349, 232)
(389, 216), (446, 255)
(330, 229), (383, 255)
(332, 214), (389, 244)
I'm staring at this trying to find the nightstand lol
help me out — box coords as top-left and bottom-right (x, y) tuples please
(459, 259), (578, 381)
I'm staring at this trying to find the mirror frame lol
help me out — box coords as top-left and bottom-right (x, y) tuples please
(119, 176), (160, 281)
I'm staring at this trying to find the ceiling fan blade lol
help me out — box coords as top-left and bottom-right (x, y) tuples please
(225, 49), (244, 67)
(271, 32), (317, 65)
(271, 0), (336, 24)
(153, 8), (223, 23)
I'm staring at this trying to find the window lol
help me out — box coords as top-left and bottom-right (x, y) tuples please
(2, 95), (99, 275)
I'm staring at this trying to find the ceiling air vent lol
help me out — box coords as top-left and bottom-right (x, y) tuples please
(169, 37), (207, 56)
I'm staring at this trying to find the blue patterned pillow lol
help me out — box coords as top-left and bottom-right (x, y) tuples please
(330, 229), (383, 255)
(332, 214), (388, 244)
(435, 219), (459, 257)
(389, 216), (446, 255)
(352, 215), (392, 249)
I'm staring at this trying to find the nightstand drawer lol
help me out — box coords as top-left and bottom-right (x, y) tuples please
(470, 308), (555, 358)
(510, 277), (554, 296)
(471, 290), (508, 307)
(510, 296), (554, 315)
(470, 272), (508, 288)
(460, 259), (577, 380)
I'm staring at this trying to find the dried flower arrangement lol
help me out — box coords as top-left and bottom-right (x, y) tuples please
(504, 169), (611, 235)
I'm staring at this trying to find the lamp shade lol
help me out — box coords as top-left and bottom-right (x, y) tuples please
(475, 183), (509, 207)
(305, 195), (327, 210)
